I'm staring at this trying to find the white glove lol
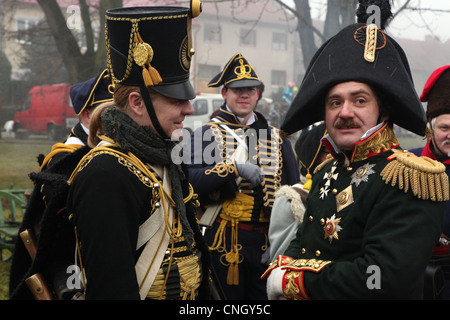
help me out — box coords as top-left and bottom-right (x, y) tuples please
(266, 267), (287, 300)
(235, 162), (264, 188)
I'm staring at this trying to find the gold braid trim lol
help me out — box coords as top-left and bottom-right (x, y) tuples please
(364, 24), (378, 63)
(209, 192), (255, 286)
(40, 143), (82, 171)
(205, 161), (237, 177)
(380, 151), (449, 202)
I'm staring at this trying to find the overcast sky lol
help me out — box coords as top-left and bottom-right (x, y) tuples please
(307, 0), (450, 42)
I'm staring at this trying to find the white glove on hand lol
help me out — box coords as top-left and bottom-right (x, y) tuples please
(266, 267), (286, 300)
(235, 162), (264, 188)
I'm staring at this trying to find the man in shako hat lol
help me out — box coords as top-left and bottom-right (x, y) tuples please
(8, 70), (114, 300)
(187, 53), (299, 299)
(262, 0), (448, 299)
(66, 1), (211, 299)
(410, 65), (450, 299)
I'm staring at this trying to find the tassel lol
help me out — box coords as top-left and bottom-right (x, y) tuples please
(133, 32), (162, 87)
(148, 64), (162, 85)
(232, 262), (239, 285)
(142, 68), (154, 87)
(227, 262), (239, 285)
(225, 250), (240, 285)
(303, 173), (312, 190)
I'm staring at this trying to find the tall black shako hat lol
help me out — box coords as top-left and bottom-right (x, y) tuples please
(70, 69), (114, 115)
(208, 53), (262, 88)
(282, 0), (426, 136)
(105, 1), (202, 138)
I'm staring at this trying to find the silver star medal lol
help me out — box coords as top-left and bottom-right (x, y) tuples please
(320, 166), (338, 199)
(324, 214), (343, 244)
(350, 163), (375, 187)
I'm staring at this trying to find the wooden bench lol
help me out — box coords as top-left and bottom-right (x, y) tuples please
(0, 188), (31, 261)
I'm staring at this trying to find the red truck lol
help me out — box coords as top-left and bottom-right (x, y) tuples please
(13, 83), (78, 140)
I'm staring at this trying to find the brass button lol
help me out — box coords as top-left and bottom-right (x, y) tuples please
(309, 215), (314, 222)
(315, 250), (321, 257)
(301, 248), (306, 254)
(320, 218), (325, 225)
(347, 167), (353, 171)
(332, 189), (338, 195)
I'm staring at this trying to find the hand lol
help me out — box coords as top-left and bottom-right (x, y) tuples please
(266, 267), (286, 300)
(235, 162), (264, 188)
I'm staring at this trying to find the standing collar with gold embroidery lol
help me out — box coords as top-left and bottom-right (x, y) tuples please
(321, 122), (399, 164)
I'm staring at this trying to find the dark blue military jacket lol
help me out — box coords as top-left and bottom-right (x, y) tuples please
(187, 106), (299, 222)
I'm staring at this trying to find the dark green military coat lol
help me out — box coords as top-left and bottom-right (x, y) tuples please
(284, 124), (447, 299)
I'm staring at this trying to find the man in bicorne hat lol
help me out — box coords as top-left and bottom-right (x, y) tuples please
(37, 69), (115, 170)
(187, 53), (299, 299)
(66, 2), (211, 300)
(262, 1), (448, 299)
(410, 65), (450, 299)
(65, 69), (115, 146)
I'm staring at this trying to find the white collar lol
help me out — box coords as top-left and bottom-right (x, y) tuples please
(81, 123), (89, 135)
(226, 105), (255, 125)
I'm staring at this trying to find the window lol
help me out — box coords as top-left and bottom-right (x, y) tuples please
(197, 64), (221, 93)
(192, 100), (208, 115)
(204, 24), (221, 43)
(271, 70), (286, 87)
(212, 99), (223, 109)
(272, 32), (287, 50)
(16, 18), (39, 44)
(240, 29), (256, 46)
(21, 94), (32, 111)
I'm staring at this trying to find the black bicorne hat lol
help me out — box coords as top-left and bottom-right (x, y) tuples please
(282, 23), (426, 136)
(105, 2), (202, 100)
(70, 69), (114, 115)
(208, 53), (262, 88)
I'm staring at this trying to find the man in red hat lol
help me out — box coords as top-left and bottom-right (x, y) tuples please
(410, 65), (450, 299)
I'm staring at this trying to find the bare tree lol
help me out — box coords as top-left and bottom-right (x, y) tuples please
(5, 0), (450, 86)
(36, 0), (122, 84)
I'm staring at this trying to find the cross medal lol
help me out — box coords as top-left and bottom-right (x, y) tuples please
(319, 166), (338, 199)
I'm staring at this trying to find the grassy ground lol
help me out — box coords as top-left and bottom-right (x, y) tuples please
(0, 137), (53, 190)
(0, 136), (53, 300)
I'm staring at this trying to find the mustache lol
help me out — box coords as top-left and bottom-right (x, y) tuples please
(441, 139), (450, 147)
(335, 119), (360, 129)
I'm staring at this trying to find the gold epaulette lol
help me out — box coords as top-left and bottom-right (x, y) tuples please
(380, 151), (449, 202)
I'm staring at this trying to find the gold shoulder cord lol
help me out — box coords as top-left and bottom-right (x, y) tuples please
(381, 151), (449, 201)
(40, 143), (82, 171)
(298, 129), (327, 190)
